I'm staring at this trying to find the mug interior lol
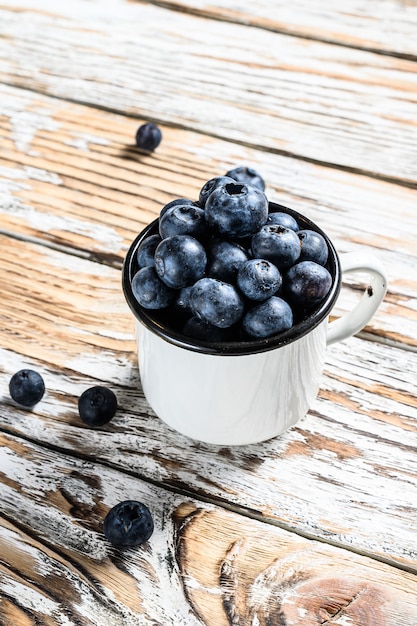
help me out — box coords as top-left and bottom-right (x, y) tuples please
(122, 202), (341, 355)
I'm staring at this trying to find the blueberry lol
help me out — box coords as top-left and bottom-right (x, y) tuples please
(267, 211), (299, 232)
(132, 266), (176, 309)
(154, 235), (207, 289)
(135, 123), (162, 151)
(205, 182), (268, 239)
(159, 204), (207, 239)
(160, 198), (195, 219)
(136, 234), (161, 269)
(78, 386), (117, 427)
(284, 261), (332, 308)
(182, 316), (234, 342)
(206, 239), (249, 283)
(104, 500), (154, 548)
(175, 285), (194, 314)
(251, 224), (301, 269)
(237, 259), (282, 301)
(190, 277), (244, 328)
(297, 230), (329, 266)
(9, 369), (45, 407)
(198, 175), (235, 207)
(242, 297), (293, 338)
(225, 166), (265, 191)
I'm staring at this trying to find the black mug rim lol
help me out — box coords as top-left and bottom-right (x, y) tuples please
(122, 202), (342, 356)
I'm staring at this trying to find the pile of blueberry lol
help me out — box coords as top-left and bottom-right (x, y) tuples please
(130, 167), (333, 342)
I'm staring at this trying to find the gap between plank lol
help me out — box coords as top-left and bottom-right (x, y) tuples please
(0, 79), (416, 192)
(138, 0), (417, 62)
(1, 424), (416, 578)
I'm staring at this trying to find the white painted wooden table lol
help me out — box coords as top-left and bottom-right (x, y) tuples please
(0, 1), (416, 624)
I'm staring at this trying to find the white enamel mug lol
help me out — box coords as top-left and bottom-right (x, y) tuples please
(123, 203), (387, 446)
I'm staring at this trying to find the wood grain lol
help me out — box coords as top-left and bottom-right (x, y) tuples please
(0, 1), (417, 184)
(143, 0), (417, 57)
(0, 237), (416, 570)
(1, 85), (416, 347)
(1, 432), (416, 625)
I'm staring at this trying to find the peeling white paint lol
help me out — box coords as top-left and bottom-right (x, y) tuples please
(0, 575), (71, 623)
(8, 108), (60, 154)
(65, 133), (110, 152)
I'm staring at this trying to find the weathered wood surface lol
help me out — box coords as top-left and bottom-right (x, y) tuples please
(1, 1), (417, 185)
(1, 432), (417, 625)
(143, 0), (417, 57)
(1, 0), (416, 623)
(1, 84), (416, 348)
(0, 237), (416, 571)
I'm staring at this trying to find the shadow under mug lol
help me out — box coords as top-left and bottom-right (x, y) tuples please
(122, 202), (387, 446)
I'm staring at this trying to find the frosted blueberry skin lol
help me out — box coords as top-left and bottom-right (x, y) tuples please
(206, 239), (249, 283)
(104, 501), (154, 548)
(298, 230), (329, 266)
(198, 175), (235, 207)
(135, 122), (162, 151)
(252, 224), (301, 269)
(159, 204), (208, 240)
(205, 182), (268, 239)
(267, 211), (299, 232)
(225, 166), (266, 192)
(190, 277), (245, 328)
(243, 297), (293, 338)
(78, 386), (118, 427)
(136, 233), (161, 269)
(132, 266), (176, 309)
(9, 369), (45, 407)
(154, 235), (207, 289)
(284, 261), (332, 308)
(237, 259), (282, 302)
(160, 198), (195, 219)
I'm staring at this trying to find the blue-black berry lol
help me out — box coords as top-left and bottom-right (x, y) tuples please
(104, 500), (154, 548)
(78, 386), (117, 427)
(190, 277), (244, 328)
(225, 166), (265, 191)
(135, 123), (162, 152)
(284, 261), (332, 308)
(205, 182), (268, 239)
(9, 369), (45, 407)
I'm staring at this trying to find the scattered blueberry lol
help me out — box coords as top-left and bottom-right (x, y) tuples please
(243, 297), (293, 338)
(298, 230), (329, 266)
(251, 224), (301, 269)
(206, 239), (249, 283)
(9, 369), (45, 407)
(136, 234), (161, 269)
(285, 261), (332, 308)
(198, 175), (235, 207)
(135, 122), (162, 151)
(237, 259), (282, 301)
(205, 182), (268, 239)
(159, 204), (207, 239)
(267, 211), (299, 232)
(78, 386), (117, 427)
(160, 198), (195, 219)
(190, 278), (244, 328)
(104, 500), (154, 548)
(154, 235), (207, 289)
(225, 166), (265, 191)
(132, 266), (176, 309)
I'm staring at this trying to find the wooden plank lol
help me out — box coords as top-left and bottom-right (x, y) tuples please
(1, 2), (417, 184)
(1, 432), (417, 625)
(0, 237), (416, 570)
(0, 85), (416, 347)
(144, 0), (417, 58)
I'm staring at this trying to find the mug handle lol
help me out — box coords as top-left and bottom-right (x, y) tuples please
(327, 252), (388, 345)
